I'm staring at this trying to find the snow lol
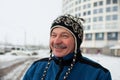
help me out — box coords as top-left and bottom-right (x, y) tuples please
(110, 45), (120, 49)
(0, 54), (25, 62)
(0, 50), (120, 80)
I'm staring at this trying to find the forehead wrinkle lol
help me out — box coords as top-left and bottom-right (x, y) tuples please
(52, 26), (73, 34)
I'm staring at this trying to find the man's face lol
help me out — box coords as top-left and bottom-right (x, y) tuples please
(50, 26), (75, 57)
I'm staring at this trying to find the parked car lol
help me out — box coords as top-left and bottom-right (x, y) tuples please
(10, 47), (32, 56)
(0, 48), (5, 55)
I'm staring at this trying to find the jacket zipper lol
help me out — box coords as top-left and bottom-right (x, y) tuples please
(55, 59), (64, 80)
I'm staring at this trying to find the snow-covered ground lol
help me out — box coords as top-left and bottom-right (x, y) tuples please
(0, 50), (120, 80)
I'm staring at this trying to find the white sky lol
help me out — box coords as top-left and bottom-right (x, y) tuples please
(0, 0), (62, 46)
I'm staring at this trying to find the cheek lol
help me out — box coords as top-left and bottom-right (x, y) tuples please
(49, 38), (54, 47)
(65, 39), (74, 46)
(67, 40), (75, 48)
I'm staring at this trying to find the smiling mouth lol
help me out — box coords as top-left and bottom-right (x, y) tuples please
(53, 44), (67, 49)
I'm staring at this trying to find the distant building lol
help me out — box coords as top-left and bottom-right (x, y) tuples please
(62, 0), (120, 55)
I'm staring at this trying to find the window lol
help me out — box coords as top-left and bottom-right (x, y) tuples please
(93, 9), (97, 14)
(87, 4), (91, 8)
(95, 33), (104, 40)
(106, 15), (111, 21)
(75, 1), (78, 5)
(106, 7), (111, 12)
(79, 6), (81, 10)
(113, 6), (118, 11)
(79, 0), (81, 3)
(99, 16), (103, 21)
(106, 23), (111, 29)
(75, 7), (78, 12)
(98, 24), (104, 29)
(99, 8), (103, 13)
(106, 0), (111, 4)
(93, 17), (97, 22)
(83, 5), (86, 9)
(83, 0), (86, 2)
(83, 12), (86, 16)
(79, 13), (81, 17)
(88, 11), (91, 15)
(112, 14), (118, 20)
(113, 23), (118, 28)
(85, 33), (92, 40)
(88, 18), (91, 23)
(99, 1), (103, 6)
(94, 2), (97, 7)
(107, 32), (118, 40)
(87, 25), (91, 30)
(113, 0), (117, 4)
(105, 23), (118, 29)
(85, 25), (91, 30)
(85, 18), (91, 23)
(75, 14), (77, 17)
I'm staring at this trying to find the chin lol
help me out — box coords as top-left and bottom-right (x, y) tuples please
(54, 53), (64, 58)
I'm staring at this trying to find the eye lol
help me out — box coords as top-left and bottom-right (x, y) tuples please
(61, 34), (69, 38)
(51, 34), (56, 38)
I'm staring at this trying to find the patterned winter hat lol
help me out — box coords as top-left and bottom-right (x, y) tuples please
(51, 14), (84, 53)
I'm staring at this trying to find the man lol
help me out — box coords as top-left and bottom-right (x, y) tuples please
(23, 14), (112, 80)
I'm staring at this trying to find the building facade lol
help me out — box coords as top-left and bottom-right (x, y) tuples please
(62, 0), (120, 55)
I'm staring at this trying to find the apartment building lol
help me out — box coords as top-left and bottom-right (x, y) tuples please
(62, 0), (120, 56)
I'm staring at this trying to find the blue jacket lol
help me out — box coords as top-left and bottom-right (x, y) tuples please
(23, 53), (112, 80)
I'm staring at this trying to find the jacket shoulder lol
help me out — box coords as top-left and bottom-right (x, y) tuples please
(33, 57), (49, 64)
(79, 56), (109, 73)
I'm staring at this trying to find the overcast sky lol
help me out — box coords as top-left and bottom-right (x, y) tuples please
(0, 0), (62, 46)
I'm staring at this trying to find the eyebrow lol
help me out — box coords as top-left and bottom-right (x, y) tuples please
(51, 31), (71, 35)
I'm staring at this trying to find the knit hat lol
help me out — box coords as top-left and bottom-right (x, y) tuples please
(50, 14), (84, 53)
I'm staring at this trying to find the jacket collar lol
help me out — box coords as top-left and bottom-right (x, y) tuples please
(52, 52), (82, 66)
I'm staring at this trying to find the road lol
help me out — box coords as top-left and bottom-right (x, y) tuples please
(0, 57), (38, 80)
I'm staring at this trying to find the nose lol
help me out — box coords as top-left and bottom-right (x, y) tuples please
(54, 36), (62, 44)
